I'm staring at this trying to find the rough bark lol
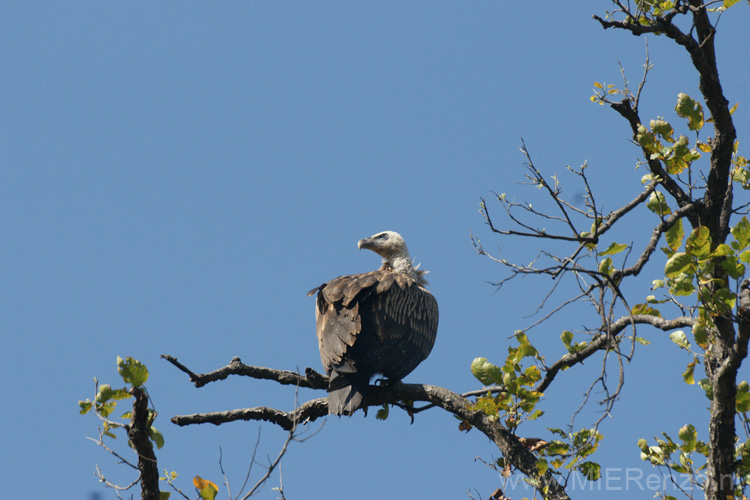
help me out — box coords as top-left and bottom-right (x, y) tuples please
(164, 355), (571, 500)
(595, 3), (742, 498)
(128, 386), (160, 500)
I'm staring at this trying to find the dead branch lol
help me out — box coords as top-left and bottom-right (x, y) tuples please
(161, 355), (328, 390)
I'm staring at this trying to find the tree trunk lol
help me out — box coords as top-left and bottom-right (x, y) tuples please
(128, 386), (160, 500)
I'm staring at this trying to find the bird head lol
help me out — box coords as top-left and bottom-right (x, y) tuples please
(358, 231), (410, 262)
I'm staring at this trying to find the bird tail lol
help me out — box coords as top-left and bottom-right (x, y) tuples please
(327, 369), (369, 416)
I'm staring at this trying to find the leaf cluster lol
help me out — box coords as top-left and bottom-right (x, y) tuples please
(469, 333), (544, 430)
(79, 356), (164, 449)
(539, 428), (604, 482)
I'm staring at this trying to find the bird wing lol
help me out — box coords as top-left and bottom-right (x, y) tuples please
(310, 270), (438, 380)
(309, 271), (376, 373)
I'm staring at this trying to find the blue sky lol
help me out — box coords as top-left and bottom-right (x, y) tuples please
(2, 2), (749, 499)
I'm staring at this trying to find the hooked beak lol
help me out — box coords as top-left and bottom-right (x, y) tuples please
(358, 237), (374, 250)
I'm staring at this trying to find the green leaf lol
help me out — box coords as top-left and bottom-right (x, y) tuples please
(598, 242), (628, 256)
(710, 243), (733, 257)
(670, 272), (696, 296)
(117, 356), (149, 388)
(159, 493), (171, 500)
(514, 331), (538, 358)
(692, 321), (709, 348)
(670, 331), (691, 350)
(516, 331), (531, 346)
(703, 287), (737, 314)
(665, 218), (684, 252)
(645, 294), (670, 304)
(193, 476), (218, 500)
(96, 384), (132, 404)
(97, 401), (117, 419)
(675, 93), (704, 131)
(528, 409), (544, 420)
(546, 440), (570, 455)
(685, 227), (711, 258)
(637, 124), (660, 154)
(732, 216), (750, 250)
(578, 461), (601, 481)
(376, 405), (390, 420)
(699, 378), (714, 400)
(664, 135), (701, 174)
(79, 399), (93, 415)
(523, 365), (542, 384)
(721, 255), (746, 279)
(678, 424), (697, 452)
(733, 167), (750, 187)
(650, 118), (675, 143)
(647, 191), (672, 216)
(561, 331), (573, 349)
(471, 357), (503, 386)
(503, 372), (518, 395)
(637, 438), (649, 453)
(723, 0), (742, 8)
(598, 257), (614, 277)
(664, 253), (693, 278)
(641, 173), (659, 184)
(536, 458), (549, 475)
(683, 358), (697, 385)
(561, 331), (588, 353)
(149, 426), (165, 449)
(642, 445), (666, 465)
(670, 463), (688, 474)
(737, 383), (750, 413)
(632, 303), (662, 317)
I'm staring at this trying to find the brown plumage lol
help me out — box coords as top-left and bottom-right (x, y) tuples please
(308, 231), (439, 415)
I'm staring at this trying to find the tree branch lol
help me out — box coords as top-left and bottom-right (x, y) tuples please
(161, 355), (328, 390)
(614, 203), (697, 280)
(128, 386), (160, 500)
(166, 357), (572, 500)
(536, 314), (694, 393)
(172, 399), (329, 431)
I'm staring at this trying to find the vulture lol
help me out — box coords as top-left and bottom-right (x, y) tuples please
(308, 231), (439, 415)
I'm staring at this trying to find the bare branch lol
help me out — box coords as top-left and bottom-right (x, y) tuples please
(239, 431), (295, 500)
(166, 357), (572, 500)
(161, 355), (328, 390)
(172, 399), (328, 432)
(614, 203), (696, 280)
(520, 141), (581, 237)
(536, 314), (694, 393)
(93, 464), (140, 500)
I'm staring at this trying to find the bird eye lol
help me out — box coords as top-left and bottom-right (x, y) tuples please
(377, 233), (388, 239)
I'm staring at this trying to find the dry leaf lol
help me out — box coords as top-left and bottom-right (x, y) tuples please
(501, 462), (512, 478)
(519, 437), (549, 452)
(490, 487), (510, 500)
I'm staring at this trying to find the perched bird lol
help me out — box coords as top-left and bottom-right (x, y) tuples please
(308, 231), (439, 415)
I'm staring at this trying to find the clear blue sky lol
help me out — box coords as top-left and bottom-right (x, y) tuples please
(2, 2), (749, 499)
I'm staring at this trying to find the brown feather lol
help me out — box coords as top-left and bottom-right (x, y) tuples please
(310, 268), (438, 414)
